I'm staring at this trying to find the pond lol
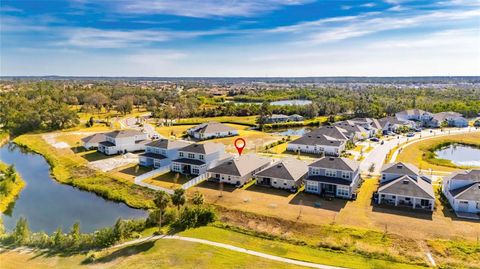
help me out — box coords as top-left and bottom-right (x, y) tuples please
(435, 144), (480, 167)
(0, 143), (147, 233)
(230, 99), (312, 106)
(265, 127), (312, 136)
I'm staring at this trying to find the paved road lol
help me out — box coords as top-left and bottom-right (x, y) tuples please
(111, 235), (347, 269)
(360, 127), (478, 175)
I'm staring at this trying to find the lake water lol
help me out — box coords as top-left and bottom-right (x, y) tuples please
(231, 99), (312, 106)
(435, 144), (480, 167)
(0, 143), (147, 233)
(266, 127), (312, 136)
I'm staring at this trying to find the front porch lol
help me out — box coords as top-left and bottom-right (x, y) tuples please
(378, 193), (434, 211)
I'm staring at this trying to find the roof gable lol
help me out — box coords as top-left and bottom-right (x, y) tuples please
(379, 175), (434, 199)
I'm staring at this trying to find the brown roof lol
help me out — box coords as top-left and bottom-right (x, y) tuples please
(180, 142), (224, 155)
(189, 122), (237, 134)
(81, 133), (105, 143)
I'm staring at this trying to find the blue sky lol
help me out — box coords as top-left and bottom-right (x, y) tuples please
(1, 0), (479, 76)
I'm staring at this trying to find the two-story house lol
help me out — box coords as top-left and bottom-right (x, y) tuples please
(170, 142), (229, 175)
(208, 154), (272, 187)
(97, 130), (149, 155)
(139, 139), (190, 168)
(303, 157), (361, 199)
(442, 170), (480, 215)
(187, 122), (239, 140)
(377, 162), (435, 211)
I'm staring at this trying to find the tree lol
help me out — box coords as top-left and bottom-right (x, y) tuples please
(256, 101), (271, 130)
(53, 227), (64, 248)
(191, 191), (204, 206)
(113, 218), (126, 241)
(115, 96), (134, 115)
(153, 191), (171, 230)
(70, 222), (80, 246)
(13, 217), (30, 244)
(172, 188), (186, 210)
(368, 163), (376, 176)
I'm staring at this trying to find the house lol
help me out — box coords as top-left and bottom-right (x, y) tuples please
(97, 130), (149, 155)
(333, 121), (371, 141)
(428, 112), (468, 128)
(442, 170), (480, 215)
(171, 142), (229, 175)
(377, 162), (434, 211)
(395, 109), (432, 122)
(81, 133), (106, 150)
(288, 114), (304, 122)
(139, 139), (190, 168)
(254, 157), (308, 192)
(377, 116), (415, 134)
(265, 114), (290, 123)
(208, 154), (272, 186)
(287, 126), (349, 156)
(187, 122), (239, 140)
(304, 157), (361, 199)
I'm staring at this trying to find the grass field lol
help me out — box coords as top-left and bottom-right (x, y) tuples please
(180, 226), (428, 269)
(396, 132), (480, 172)
(13, 134), (156, 209)
(0, 239), (306, 269)
(174, 115), (258, 126)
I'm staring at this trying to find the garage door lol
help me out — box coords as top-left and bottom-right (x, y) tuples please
(458, 201), (469, 212)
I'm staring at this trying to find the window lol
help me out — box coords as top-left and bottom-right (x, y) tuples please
(421, 199), (430, 207)
(192, 168), (199, 175)
(310, 168), (319, 175)
(337, 186), (349, 197)
(161, 150), (166, 155)
(382, 174), (386, 180)
(325, 169), (336, 177)
(173, 163), (181, 172)
(188, 153), (195, 159)
(179, 152), (184, 157)
(341, 172), (350, 179)
(199, 154), (204, 160)
(306, 181), (318, 192)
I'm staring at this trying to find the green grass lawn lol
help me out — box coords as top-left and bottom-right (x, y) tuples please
(179, 226), (428, 269)
(0, 239), (304, 269)
(0, 161), (26, 213)
(13, 134), (156, 209)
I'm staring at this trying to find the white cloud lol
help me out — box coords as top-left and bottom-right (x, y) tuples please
(110, 0), (312, 18)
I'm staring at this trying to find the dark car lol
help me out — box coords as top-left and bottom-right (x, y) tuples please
(370, 137), (380, 142)
(406, 132), (415, 137)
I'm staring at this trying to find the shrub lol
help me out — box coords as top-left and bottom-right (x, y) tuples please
(173, 206), (216, 231)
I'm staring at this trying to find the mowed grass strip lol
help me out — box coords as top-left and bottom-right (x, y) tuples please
(13, 134), (155, 209)
(396, 132), (480, 172)
(179, 226), (428, 269)
(0, 239), (306, 269)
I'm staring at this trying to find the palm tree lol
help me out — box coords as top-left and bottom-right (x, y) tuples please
(171, 188), (186, 210)
(153, 191), (171, 231)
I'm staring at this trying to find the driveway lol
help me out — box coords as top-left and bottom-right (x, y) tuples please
(359, 127), (477, 175)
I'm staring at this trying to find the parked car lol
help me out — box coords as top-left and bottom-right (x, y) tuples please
(380, 140), (384, 145)
(406, 132), (415, 137)
(414, 128), (422, 132)
(370, 137), (380, 142)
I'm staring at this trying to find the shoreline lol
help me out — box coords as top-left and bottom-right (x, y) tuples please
(0, 161), (26, 213)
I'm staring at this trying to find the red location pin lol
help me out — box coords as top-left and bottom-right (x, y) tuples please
(234, 138), (246, 156)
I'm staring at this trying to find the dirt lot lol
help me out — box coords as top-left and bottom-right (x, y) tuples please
(189, 177), (480, 241)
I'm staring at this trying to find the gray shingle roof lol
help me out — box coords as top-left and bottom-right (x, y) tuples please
(189, 122), (237, 134)
(180, 142), (223, 155)
(139, 152), (167, 159)
(305, 175), (352, 185)
(254, 158), (308, 181)
(81, 133), (106, 143)
(105, 129), (143, 138)
(450, 182), (480, 200)
(309, 157), (359, 171)
(207, 154), (271, 177)
(146, 139), (190, 149)
(445, 169), (480, 181)
(382, 162), (420, 176)
(378, 175), (435, 199)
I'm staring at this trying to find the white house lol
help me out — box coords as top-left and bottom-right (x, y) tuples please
(97, 130), (149, 155)
(139, 139), (190, 168)
(395, 109), (433, 122)
(81, 133), (106, 150)
(429, 112), (468, 128)
(187, 122), (239, 140)
(208, 154), (272, 187)
(287, 126), (348, 156)
(171, 142), (230, 175)
(255, 157), (308, 192)
(442, 170), (480, 215)
(377, 162), (435, 211)
(304, 157), (361, 199)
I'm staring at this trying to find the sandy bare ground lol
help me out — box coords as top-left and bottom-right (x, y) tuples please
(42, 133), (70, 149)
(88, 153), (139, 172)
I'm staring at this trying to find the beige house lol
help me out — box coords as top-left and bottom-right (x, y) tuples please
(254, 158), (308, 192)
(208, 154), (272, 187)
